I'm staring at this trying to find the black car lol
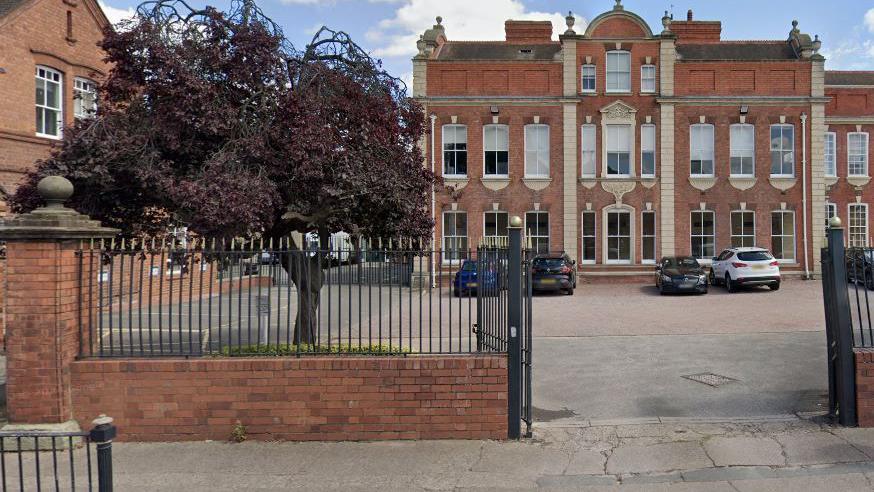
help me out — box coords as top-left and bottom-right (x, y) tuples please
(531, 254), (576, 295)
(655, 256), (708, 295)
(847, 248), (874, 289)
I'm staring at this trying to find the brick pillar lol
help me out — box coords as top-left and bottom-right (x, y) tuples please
(0, 176), (117, 428)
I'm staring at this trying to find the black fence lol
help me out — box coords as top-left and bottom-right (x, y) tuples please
(0, 418), (116, 491)
(76, 242), (527, 358)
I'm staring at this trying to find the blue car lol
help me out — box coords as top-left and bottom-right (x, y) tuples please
(452, 260), (499, 297)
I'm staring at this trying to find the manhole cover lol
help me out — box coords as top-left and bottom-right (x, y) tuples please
(682, 372), (738, 387)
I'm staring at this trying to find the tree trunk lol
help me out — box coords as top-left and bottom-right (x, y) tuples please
(284, 229), (328, 347)
(288, 252), (323, 346)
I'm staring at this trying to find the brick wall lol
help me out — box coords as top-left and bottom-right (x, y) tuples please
(0, 0), (109, 199)
(856, 349), (874, 427)
(70, 355), (508, 441)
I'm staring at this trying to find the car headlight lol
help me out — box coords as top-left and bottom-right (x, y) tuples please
(698, 275), (707, 284)
(662, 274), (673, 283)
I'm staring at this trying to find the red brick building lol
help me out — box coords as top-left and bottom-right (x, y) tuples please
(414, 1), (872, 278)
(0, 0), (110, 209)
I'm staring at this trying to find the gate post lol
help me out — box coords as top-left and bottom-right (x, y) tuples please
(826, 218), (857, 426)
(0, 177), (118, 429)
(507, 216), (522, 440)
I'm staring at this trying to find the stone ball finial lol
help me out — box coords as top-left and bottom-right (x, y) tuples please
(436, 16), (442, 25)
(37, 175), (74, 208)
(509, 216), (523, 228)
(829, 216), (842, 229)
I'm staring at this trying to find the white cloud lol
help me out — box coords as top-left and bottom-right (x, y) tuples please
(865, 8), (874, 34)
(368, 0), (586, 58)
(98, 0), (135, 26)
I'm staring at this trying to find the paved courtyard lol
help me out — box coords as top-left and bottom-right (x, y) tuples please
(530, 279), (829, 423)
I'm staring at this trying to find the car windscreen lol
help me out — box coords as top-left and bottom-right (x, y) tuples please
(461, 262), (477, 271)
(533, 258), (564, 268)
(736, 251), (773, 261)
(664, 257), (699, 268)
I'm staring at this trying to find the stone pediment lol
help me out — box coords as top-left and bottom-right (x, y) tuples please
(599, 101), (638, 119)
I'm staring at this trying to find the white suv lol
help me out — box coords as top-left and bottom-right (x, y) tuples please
(709, 247), (781, 292)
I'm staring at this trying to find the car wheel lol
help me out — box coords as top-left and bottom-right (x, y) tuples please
(453, 288), (460, 297)
(658, 284), (665, 295)
(566, 287), (574, 296)
(769, 282), (781, 291)
(725, 273), (736, 293)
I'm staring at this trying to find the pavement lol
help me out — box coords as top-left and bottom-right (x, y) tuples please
(96, 418), (874, 490)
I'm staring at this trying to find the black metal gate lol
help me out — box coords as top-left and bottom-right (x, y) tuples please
(472, 226), (533, 439)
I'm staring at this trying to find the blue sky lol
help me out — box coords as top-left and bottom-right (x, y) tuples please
(99, 0), (874, 88)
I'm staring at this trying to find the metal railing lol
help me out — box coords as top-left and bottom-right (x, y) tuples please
(77, 240), (520, 358)
(0, 416), (116, 491)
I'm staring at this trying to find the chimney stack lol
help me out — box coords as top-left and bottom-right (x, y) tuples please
(687, 10), (693, 21)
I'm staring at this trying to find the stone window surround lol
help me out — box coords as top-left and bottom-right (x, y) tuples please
(602, 203), (635, 265)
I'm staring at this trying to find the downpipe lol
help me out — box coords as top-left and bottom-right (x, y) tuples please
(430, 113), (437, 288)
(801, 113), (810, 280)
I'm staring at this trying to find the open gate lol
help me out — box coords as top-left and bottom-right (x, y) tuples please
(472, 225), (533, 438)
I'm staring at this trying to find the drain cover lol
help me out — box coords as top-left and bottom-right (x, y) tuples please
(682, 372), (738, 387)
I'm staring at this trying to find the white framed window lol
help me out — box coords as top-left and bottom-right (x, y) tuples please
(581, 124), (597, 177)
(770, 124), (795, 177)
(640, 124), (656, 177)
(606, 210), (632, 263)
(730, 124), (755, 176)
(848, 132), (869, 177)
(581, 64), (596, 93)
(483, 211), (508, 247)
(640, 64), (656, 93)
(442, 211), (468, 263)
(35, 66), (62, 138)
(483, 124), (509, 176)
(730, 211), (755, 248)
(606, 51), (631, 93)
(581, 211), (596, 264)
(606, 124), (631, 176)
(525, 211), (550, 254)
(690, 124), (714, 176)
(771, 210), (795, 262)
(442, 124), (468, 176)
(524, 124), (549, 177)
(849, 204), (869, 248)
(73, 77), (97, 119)
(826, 202), (837, 231)
(691, 211), (715, 259)
(825, 132), (837, 177)
(641, 210), (656, 263)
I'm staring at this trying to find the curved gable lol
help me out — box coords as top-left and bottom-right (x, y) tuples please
(584, 11), (653, 39)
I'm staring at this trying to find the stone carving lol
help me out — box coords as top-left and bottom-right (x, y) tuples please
(601, 180), (636, 204)
(728, 177), (757, 191)
(688, 176), (717, 192)
(522, 177), (552, 191)
(480, 177), (510, 191)
(848, 176), (871, 189)
(603, 104), (634, 119)
(767, 177), (797, 192)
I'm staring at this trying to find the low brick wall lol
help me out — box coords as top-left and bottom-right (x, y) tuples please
(856, 349), (874, 426)
(70, 355), (508, 441)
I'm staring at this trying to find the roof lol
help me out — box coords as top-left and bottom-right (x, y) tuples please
(676, 42), (798, 61)
(825, 72), (874, 86)
(435, 42), (561, 62)
(0, 0), (26, 18)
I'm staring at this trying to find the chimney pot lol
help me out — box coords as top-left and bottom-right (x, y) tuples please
(687, 10), (693, 21)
